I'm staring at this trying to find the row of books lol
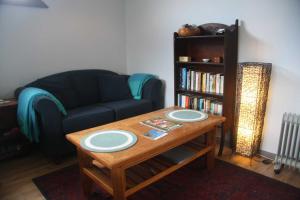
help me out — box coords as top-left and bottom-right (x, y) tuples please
(177, 93), (223, 115)
(180, 68), (224, 95)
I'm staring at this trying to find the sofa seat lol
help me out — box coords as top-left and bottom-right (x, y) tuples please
(63, 105), (114, 133)
(101, 99), (152, 120)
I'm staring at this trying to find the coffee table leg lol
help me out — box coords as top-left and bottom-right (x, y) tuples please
(77, 148), (93, 197)
(111, 168), (126, 200)
(206, 129), (216, 170)
(111, 167), (126, 200)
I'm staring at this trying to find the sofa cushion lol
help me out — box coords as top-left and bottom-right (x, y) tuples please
(100, 99), (152, 120)
(63, 105), (115, 133)
(98, 75), (132, 102)
(70, 71), (101, 106)
(29, 75), (80, 109)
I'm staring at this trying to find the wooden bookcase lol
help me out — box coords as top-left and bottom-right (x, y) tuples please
(173, 20), (238, 154)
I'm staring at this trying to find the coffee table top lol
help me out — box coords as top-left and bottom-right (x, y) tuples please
(66, 107), (225, 169)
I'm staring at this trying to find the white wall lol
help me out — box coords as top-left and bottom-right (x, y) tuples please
(0, 0), (126, 98)
(1, 0), (299, 154)
(125, 0), (300, 153)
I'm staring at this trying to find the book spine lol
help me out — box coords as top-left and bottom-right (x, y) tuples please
(187, 70), (190, 90)
(206, 73), (210, 93)
(185, 95), (189, 108)
(183, 68), (187, 89)
(216, 74), (220, 94)
(202, 73), (206, 92)
(220, 75), (224, 95)
(195, 72), (199, 92)
(191, 70), (194, 91)
(193, 97), (197, 110)
(209, 74), (213, 93)
(198, 72), (202, 92)
(199, 98), (203, 111)
(218, 103), (223, 115)
(182, 94), (186, 108)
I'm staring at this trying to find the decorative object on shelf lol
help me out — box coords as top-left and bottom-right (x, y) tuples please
(216, 28), (225, 35)
(178, 24), (202, 37)
(235, 62), (272, 157)
(202, 58), (210, 63)
(212, 56), (223, 63)
(179, 56), (191, 62)
(199, 23), (228, 35)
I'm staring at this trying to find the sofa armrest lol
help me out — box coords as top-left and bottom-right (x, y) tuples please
(33, 97), (68, 157)
(142, 78), (164, 110)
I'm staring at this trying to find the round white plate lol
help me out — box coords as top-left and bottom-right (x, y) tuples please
(80, 130), (137, 153)
(166, 109), (208, 122)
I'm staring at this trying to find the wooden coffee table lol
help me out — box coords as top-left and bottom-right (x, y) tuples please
(66, 107), (225, 200)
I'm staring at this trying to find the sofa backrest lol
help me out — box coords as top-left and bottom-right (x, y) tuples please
(25, 69), (123, 109)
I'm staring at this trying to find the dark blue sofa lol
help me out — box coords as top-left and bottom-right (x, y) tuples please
(16, 69), (163, 160)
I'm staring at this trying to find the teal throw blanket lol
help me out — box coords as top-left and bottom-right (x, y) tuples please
(17, 87), (67, 142)
(128, 73), (155, 100)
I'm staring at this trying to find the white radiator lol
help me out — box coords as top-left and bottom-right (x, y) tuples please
(274, 113), (300, 174)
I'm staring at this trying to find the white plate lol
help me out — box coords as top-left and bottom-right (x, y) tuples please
(166, 109), (208, 122)
(80, 130), (137, 153)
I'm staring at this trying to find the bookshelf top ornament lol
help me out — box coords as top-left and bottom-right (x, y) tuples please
(166, 109), (208, 122)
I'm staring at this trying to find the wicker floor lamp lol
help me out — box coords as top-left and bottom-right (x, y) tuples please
(235, 62), (272, 157)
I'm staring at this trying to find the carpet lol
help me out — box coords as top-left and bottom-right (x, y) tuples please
(33, 160), (300, 200)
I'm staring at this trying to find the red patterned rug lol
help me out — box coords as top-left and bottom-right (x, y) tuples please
(33, 160), (300, 200)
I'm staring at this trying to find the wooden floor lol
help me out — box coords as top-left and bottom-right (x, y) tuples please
(0, 146), (299, 200)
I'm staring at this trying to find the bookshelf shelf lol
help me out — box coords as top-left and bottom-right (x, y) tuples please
(174, 20), (238, 155)
(176, 61), (224, 67)
(176, 89), (223, 100)
(176, 35), (224, 39)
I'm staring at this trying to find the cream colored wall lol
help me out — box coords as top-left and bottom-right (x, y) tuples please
(1, 0), (299, 154)
(0, 0), (126, 98)
(125, 0), (300, 153)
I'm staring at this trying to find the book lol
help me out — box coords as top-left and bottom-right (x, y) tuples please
(202, 73), (206, 92)
(187, 70), (191, 90)
(216, 74), (220, 94)
(181, 94), (186, 108)
(143, 129), (168, 140)
(220, 75), (224, 94)
(140, 117), (182, 132)
(190, 70), (195, 91)
(206, 73), (210, 93)
(182, 68), (187, 89)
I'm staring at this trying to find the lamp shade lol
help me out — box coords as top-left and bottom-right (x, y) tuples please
(235, 62), (272, 157)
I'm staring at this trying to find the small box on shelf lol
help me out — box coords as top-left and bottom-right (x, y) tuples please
(179, 56), (191, 62)
(212, 56), (223, 63)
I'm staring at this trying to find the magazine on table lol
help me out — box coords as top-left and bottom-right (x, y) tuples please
(143, 129), (168, 140)
(140, 117), (182, 132)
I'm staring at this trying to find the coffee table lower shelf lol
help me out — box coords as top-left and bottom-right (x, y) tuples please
(82, 141), (212, 198)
